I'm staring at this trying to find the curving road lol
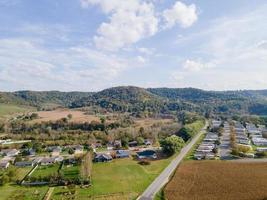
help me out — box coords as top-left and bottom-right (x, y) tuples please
(138, 121), (208, 200)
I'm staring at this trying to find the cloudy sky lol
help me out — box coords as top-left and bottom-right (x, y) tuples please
(0, 0), (267, 91)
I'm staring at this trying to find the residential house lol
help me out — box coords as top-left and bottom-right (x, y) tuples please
(0, 160), (10, 169)
(94, 153), (112, 162)
(144, 139), (152, 146)
(1, 149), (19, 157)
(113, 140), (122, 149)
(15, 161), (34, 167)
(129, 141), (138, 147)
(116, 150), (130, 158)
(136, 150), (157, 159)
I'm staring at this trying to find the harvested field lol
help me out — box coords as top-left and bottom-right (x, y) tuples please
(31, 109), (100, 123)
(134, 118), (174, 128)
(165, 161), (267, 200)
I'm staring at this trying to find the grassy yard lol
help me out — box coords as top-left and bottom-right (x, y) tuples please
(31, 164), (60, 179)
(0, 185), (48, 200)
(62, 164), (80, 179)
(52, 156), (175, 199)
(16, 167), (33, 181)
(0, 104), (33, 117)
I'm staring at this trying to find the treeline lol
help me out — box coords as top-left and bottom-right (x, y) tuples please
(177, 119), (205, 142)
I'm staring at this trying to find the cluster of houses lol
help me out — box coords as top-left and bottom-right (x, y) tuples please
(247, 124), (267, 148)
(0, 137), (157, 170)
(234, 123), (250, 146)
(194, 132), (219, 160)
(0, 149), (20, 169)
(93, 149), (157, 162)
(0, 144), (85, 170)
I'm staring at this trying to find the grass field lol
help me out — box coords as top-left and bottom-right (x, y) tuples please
(0, 185), (48, 200)
(62, 164), (80, 179)
(31, 164), (60, 178)
(15, 167), (33, 181)
(52, 157), (174, 199)
(0, 104), (33, 117)
(165, 161), (267, 200)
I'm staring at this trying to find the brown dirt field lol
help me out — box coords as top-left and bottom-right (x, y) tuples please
(31, 109), (100, 123)
(165, 161), (267, 200)
(134, 118), (174, 128)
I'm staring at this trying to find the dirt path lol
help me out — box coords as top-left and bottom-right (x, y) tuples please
(43, 187), (54, 200)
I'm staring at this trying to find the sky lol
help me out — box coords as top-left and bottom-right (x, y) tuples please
(0, 0), (267, 92)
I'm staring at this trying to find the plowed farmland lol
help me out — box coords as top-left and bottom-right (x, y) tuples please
(165, 161), (267, 200)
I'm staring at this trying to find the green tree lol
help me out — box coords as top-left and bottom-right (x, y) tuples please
(136, 137), (144, 145)
(160, 135), (185, 155)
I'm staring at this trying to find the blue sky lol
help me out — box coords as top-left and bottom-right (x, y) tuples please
(0, 0), (267, 91)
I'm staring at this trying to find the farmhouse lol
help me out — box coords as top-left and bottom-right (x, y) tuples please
(94, 153), (112, 162)
(136, 150), (157, 159)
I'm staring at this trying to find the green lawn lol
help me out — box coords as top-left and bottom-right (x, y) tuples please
(62, 164), (80, 179)
(0, 104), (33, 117)
(16, 167), (33, 181)
(52, 156), (175, 200)
(31, 164), (60, 178)
(0, 185), (48, 200)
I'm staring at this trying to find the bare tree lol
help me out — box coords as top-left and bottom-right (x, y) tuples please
(80, 151), (92, 184)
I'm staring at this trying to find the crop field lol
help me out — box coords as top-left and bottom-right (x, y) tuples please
(165, 161), (267, 200)
(31, 109), (100, 123)
(134, 118), (175, 128)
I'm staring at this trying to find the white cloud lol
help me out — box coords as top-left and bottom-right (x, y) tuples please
(136, 55), (146, 64)
(0, 38), (139, 91)
(163, 1), (198, 28)
(81, 0), (198, 51)
(182, 59), (213, 72)
(81, 0), (158, 51)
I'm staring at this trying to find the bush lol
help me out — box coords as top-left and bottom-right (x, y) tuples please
(138, 160), (151, 165)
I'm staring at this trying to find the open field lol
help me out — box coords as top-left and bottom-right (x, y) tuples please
(134, 118), (174, 128)
(31, 109), (100, 123)
(165, 161), (267, 200)
(0, 104), (33, 118)
(31, 164), (60, 179)
(52, 157), (174, 199)
(62, 164), (80, 179)
(0, 185), (48, 200)
(15, 167), (33, 181)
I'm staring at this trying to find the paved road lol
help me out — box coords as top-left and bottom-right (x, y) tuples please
(219, 122), (232, 160)
(138, 121), (208, 200)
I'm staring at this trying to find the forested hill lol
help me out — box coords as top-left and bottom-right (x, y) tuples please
(1, 86), (267, 115)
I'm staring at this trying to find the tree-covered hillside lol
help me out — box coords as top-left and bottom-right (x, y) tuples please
(1, 86), (267, 116)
